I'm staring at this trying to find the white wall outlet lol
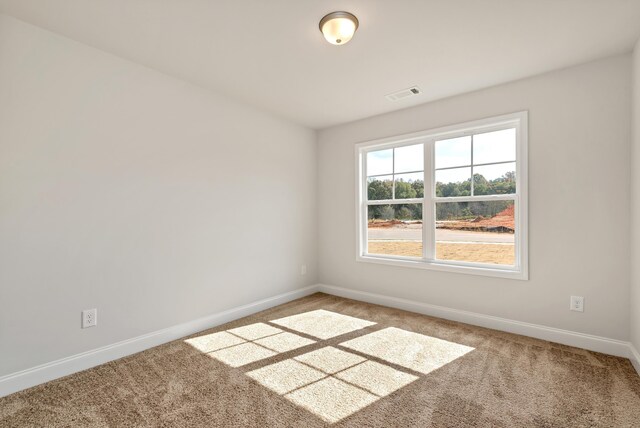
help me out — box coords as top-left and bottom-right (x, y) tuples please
(82, 308), (97, 328)
(570, 296), (584, 312)
(300, 264), (307, 276)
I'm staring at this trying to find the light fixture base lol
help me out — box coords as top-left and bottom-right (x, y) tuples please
(319, 11), (359, 45)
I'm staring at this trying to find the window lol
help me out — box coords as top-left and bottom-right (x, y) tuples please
(356, 112), (528, 279)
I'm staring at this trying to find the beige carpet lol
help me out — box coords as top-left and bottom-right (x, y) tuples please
(2, 293), (640, 427)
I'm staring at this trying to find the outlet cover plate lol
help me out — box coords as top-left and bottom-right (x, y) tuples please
(82, 308), (97, 328)
(570, 296), (584, 312)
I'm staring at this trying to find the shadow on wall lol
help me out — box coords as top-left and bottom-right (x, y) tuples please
(184, 309), (475, 423)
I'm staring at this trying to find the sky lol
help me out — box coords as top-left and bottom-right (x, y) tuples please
(367, 128), (516, 184)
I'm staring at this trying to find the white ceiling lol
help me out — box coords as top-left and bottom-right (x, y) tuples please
(2, 0), (640, 129)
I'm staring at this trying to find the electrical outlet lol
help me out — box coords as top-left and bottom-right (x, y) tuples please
(570, 296), (584, 312)
(300, 264), (307, 276)
(82, 308), (97, 328)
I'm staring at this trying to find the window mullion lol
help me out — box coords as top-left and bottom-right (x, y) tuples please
(391, 148), (395, 200)
(424, 139), (435, 260)
(470, 133), (474, 196)
(433, 194), (516, 203)
(361, 151), (368, 255)
(367, 198), (423, 206)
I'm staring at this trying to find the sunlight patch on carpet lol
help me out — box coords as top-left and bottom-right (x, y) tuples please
(227, 323), (283, 341)
(184, 331), (245, 353)
(335, 360), (418, 396)
(247, 359), (326, 394)
(340, 327), (474, 375)
(254, 332), (315, 353)
(286, 377), (378, 423)
(270, 309), (376, 339)
(294, 346), (365, 374)
(209, 342), (277, 367)
(246, 346), (419, 423)
(187, 315), (472, 422)
(184, 322), (316, 367)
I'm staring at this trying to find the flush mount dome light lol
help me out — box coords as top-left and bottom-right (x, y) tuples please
(319, 11), (359, 45)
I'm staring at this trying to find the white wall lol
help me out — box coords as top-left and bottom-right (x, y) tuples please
(0, 15), (317, 377)
(1, 10), (636, 384)
(631, 39), (640, 354)
(318, 55), (632, 341)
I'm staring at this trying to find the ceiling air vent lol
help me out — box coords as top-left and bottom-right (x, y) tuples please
(385, 86), (421, 102)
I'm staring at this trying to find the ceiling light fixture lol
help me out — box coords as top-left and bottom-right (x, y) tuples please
(319, 11), (359, 45)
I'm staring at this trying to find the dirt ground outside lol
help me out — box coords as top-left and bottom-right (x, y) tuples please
(367, 241), (515, 265)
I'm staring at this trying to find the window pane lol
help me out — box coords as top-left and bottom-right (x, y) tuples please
(435, 136), (471, 169)
(394, 143), (424, 173)
(367, 149), (393, 176)
(473, 163), (516, 195)
(368, 204), (422, 258)
(435, 201), (515, 265)
(473, 128), (516, 165)
(394, 172), (424, 199)
(435, 167), (471, 197)
(367, 176), (392, 200)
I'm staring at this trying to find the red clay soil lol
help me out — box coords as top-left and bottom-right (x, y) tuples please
(439, 205), (515, 233)
(368, 219), (422, 228)
(368, 206), (514, 232)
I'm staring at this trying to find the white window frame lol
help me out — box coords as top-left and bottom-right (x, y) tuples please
(355, 111), (528, 280)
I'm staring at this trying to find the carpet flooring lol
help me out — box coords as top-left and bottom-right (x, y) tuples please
(1, 293), (640, 427)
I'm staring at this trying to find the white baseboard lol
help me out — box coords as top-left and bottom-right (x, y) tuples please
(0, 285), (320, 398)
(3, 283), (637, 398)
(630, 344), (640, 376)
(318, 284), (634, 360)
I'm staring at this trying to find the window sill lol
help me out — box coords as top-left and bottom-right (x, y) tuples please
(356, 254), (528, 280)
